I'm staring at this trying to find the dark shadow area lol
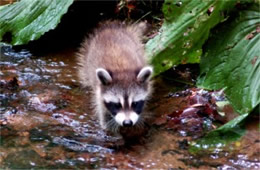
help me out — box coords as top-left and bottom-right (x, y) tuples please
(159, 64), (200, 87)
(16, 1), (118, 55)
(13, 0), (163, 56)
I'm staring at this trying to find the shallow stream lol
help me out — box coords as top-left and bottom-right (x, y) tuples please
(0, 44), (259, 169)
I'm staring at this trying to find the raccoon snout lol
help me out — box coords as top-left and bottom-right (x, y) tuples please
(123, 120), (133, 127)
(115, 112), (139, 127)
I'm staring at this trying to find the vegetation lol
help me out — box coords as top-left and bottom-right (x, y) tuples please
(146, 0), (259, 150)
(0, 0), (73, 45)
(0, 0), (259, 151)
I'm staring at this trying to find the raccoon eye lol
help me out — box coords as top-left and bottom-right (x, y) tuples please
(131, 100), (144, 114)
(104, 102), (122, 115)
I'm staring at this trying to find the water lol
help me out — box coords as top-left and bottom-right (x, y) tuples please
(0, 44), (259, 169)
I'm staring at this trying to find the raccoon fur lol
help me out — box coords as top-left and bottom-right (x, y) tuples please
(77, 21), (153, 136)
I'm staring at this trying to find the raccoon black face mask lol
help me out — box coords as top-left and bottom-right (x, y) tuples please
(77, 21), (153, 133)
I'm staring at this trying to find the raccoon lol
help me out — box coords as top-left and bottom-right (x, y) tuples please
(77, 21), (153, 135)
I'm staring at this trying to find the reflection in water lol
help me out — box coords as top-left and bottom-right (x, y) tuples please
(0, 44), (259, 169)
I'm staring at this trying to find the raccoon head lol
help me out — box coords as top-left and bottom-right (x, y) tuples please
(96, 66), (153, 128)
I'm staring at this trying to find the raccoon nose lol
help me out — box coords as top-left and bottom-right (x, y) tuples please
(123, 120), (133, 127)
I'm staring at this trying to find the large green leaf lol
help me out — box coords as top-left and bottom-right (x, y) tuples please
(197, 4), (260, 114)
(190, 3), (260, 152)
(0, 0), (74, 45)
(145, 0), (237, 76)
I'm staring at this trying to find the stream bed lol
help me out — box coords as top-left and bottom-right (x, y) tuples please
(0, 44), (259, 169)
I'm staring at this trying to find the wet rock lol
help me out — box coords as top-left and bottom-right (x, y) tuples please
(52, 137), (114, 153)
(29, 96), (57, 113)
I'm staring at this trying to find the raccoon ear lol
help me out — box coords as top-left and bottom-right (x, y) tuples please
(137, 66), (153, 83)
(96, 68), (112, 85)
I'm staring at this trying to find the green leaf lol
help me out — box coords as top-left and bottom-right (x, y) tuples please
(197, 3), (260, 114)
(0, 0), (74, 45)
(191, 3), (259, 153)
(145, 0), (238, 76)
(189, 113), (248, 153)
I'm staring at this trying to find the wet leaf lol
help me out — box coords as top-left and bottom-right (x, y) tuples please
(197, 3), (260, 114)
(145, 0), (238, 76)
(166, 88), (225, 137)
(0, 0), (73, 45)
(189, 113), (248, 153)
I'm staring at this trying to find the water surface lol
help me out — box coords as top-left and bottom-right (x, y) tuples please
(0, 44), (259, 169)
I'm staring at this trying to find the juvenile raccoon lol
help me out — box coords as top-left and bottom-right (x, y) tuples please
(77, 21), (153, 135)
